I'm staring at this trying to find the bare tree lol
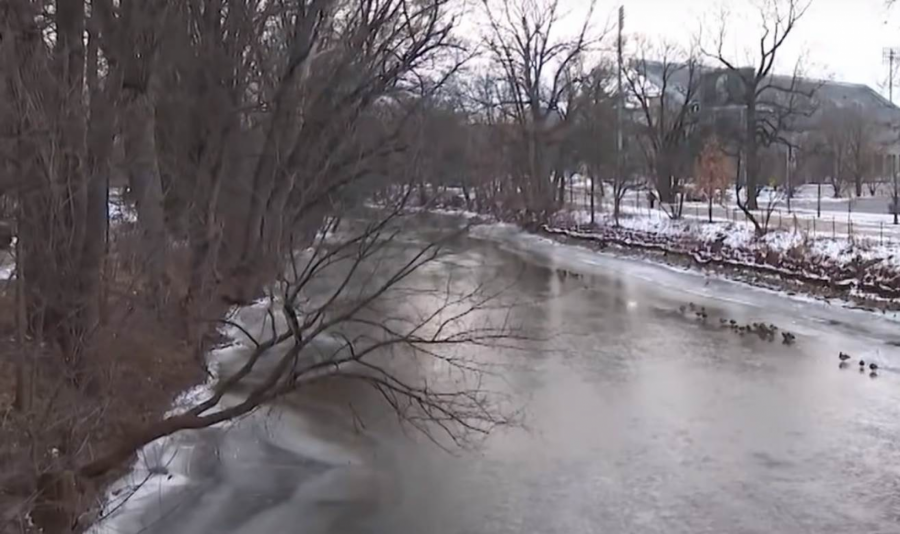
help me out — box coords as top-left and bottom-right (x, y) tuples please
(92, 0), (170, 301)
(695, 136), (732, 223)
(480, 0), (597, 220)
(1, 1), (526, 531)
(703, 0), (814, 211)
(810, 104), (877, 199)
(609, 147), (643, 226)
(625, 40), (702, 215)
(844, 107), (877, 198)
(78, 199), (522, 476)
(571, 64), (616, 226)
(1, 0), (108, 378)
(820, 118), (850, 199)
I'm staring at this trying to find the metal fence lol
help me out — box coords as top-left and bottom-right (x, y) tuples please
(569, 189), (900, 249)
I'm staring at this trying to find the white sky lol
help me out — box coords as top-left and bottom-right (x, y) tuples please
(587, 0), (900, 95)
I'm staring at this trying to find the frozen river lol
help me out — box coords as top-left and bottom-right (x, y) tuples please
(93, 216), (900, 534)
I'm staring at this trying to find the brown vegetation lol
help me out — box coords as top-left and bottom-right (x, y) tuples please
(694, 137), (732, 222)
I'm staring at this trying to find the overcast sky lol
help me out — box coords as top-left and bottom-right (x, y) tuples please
(592, 0), (900, 96)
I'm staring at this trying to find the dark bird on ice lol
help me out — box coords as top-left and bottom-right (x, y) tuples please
(838, 352), (851, 362)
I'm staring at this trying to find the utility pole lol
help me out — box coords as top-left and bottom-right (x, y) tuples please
(883, 48), (900, 223)
(616, 5), (624, 220)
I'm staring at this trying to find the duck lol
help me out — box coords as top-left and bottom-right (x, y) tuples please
(679, 305), (687, 314)
(859, 360), (866, 367)
(729, 319), (737, 326)
(838, 352), (851, 362)
(781, 332), (796, 345)
(869, 363), (879, 371)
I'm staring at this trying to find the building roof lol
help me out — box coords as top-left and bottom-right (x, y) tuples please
(639, 61), (900, 147)
(641, 61), (900, 120)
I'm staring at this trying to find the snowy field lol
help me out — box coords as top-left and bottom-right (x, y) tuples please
(564, 181), (900, 246)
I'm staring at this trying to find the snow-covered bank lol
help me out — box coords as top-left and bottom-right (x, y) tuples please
(540, 211), (900, 306)
(86, 289), (394, 534)
(0, 250), (12, 281)
(86, 294), (376, 534)
(553, 209), (900, 268)
(416, 197), (900, 309)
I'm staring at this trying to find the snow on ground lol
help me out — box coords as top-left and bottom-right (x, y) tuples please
(569, 182), (900, 237)
(554, 206), (900, 271)
(109, 188), (137, 224)
(407, 205), (485, 220)
(88, 297), (286, 534)
(0, 250), (13, 281)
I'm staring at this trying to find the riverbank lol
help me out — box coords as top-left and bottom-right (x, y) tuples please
(411, 194), (900, 314)
(42, 211), (900, 534)
(543, 209), (900, 312)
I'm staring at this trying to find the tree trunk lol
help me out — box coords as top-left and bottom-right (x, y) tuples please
(555, 170), (565, 206)
(655, 156), (674, 204)
(589, 173), (596, 226)
(613, 188), (622, 226)
(122, 87), (167, 301)
(81, 21), (110, 331)
(708, 197), (713, 223)
(461, 181), (472, 210)
(13, 235), (32, 412)
(239, 11), (328, 267)
(259, 167), (298, 270)
(745, 102), (759, 210)
(16, 0), (95, 375)
(32, 471), (79, 534)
